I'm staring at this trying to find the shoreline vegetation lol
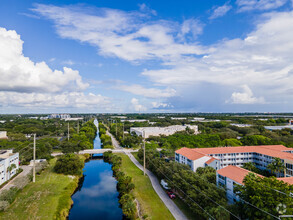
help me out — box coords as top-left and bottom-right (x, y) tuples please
(0, 119), (96, 219)
(0, 156), (87, 220)
(117, 153), (174, 220)
(104, 151), (137, 219)
(99, 122), (115, 149)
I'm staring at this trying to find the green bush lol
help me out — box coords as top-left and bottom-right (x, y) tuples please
(0, 187), (19, 204)
(0, 200), (9, 212)
(54, 154), (84, 175)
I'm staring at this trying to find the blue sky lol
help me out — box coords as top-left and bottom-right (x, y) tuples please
(0, 0), (292, 113)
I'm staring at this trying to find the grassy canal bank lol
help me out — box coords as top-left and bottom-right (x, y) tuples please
(118, 153), (174, 220)
(0, 157), (86, 220)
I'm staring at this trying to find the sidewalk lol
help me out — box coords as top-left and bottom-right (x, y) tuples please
(0, 165), (32, 193)
(125, 152), (188, 220)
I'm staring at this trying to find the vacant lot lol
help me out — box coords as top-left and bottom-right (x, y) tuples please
(119, 153), (174, 220)
(0, 158), (78, 220)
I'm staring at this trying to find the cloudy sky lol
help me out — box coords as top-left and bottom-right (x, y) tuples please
(0, 0), (293, 113)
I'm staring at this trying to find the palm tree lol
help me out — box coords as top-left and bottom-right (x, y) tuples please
(7, 163), (17, 180)
(267, 158), (285, 177)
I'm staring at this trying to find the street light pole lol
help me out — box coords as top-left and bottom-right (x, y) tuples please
(143, 131), (146, 176)
(67, 122), (70, 141)
(33, 133), (36, 183)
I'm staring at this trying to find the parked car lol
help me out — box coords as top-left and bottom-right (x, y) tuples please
(160, 179), (170, 190)
(167, 191), (176, 199)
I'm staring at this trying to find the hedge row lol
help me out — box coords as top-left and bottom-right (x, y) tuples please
(104, 151), (136, 219)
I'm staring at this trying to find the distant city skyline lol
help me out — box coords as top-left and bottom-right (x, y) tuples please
(0, 0), (293, 113)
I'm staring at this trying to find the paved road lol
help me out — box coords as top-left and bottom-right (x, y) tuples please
(125, 152), (188, 220)
(0, 166), (32, 193)
(106, 130), (123, 149)
(105, 126), (187, 219)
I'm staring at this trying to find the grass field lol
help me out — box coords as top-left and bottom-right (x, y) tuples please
(0, 158), (78, 220)
(131, 152), (201, 220)
(119, 153), (174, 220)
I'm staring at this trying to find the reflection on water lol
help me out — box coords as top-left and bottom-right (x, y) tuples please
(69, 160), (123, 220)
(68, 119), (123, 220)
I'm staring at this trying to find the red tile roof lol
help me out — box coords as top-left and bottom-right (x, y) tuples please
(217, 165), (263, 185)
(205, 157), (217, 164)
(194, 145), (293, 161)
(277, 177), (293, 185)
(175, 147), (206, 160)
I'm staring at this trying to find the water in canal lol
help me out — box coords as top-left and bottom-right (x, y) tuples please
(68, 120), (123, 220)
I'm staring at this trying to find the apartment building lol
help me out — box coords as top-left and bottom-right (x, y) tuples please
(175, 145), (293, 177)
(0, 150), (19, 185)
(216, 165), (293, 203)
(130, 125), (199, 138)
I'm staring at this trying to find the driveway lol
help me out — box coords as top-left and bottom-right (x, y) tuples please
(0, 165), (32, 193)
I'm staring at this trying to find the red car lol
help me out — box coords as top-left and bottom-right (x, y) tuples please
(167, 191), (176, 199)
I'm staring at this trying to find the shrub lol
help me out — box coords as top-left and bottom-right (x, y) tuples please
(0, 187), (19, 204)
(54, 154), (84, 175)
(0, 200), (9, 211)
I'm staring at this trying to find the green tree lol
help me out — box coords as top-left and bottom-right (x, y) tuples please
(235, 173), (293, 219)
(267, 157), (286, 177)
(54, 154), (84, 175)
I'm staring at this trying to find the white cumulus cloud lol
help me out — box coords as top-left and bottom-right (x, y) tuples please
(228, 85), (265, 104)
(32, 4), (205, 62)
(0, 27), (88, 93)
(130, 98), (147, 112)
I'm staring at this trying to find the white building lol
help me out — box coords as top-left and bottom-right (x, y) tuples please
(176, 145), (293, 203)
(192, 117), (205, 121)
(171, 117), (187, 120)
(230, 123), (252, 127)
(175, 147), (220, 172)
(121, 119), (149, 123)
(216, 165), (293, 203)
(130, 125), (199, 138)
(48, 114), (71, 119)
(0, 150), (19, 185)
(0, 131), (8, 139)
(175, 145), (293, 177)
(63, 117), (83, 121)
(265, 125), (293, 130)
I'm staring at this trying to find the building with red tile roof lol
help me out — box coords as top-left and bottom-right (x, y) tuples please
(175, 145), (293, 177)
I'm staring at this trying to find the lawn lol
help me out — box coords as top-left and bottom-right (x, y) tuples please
(132, 152), (201, 220)
(0, 158), (78, 220)
(118, 153), (174, 220)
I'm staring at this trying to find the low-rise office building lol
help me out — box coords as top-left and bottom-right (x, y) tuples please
(130, 125), (199, 138)
(0, 150), (19, 185)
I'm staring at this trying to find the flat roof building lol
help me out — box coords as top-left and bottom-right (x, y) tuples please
(0, 131), (8, 139)
(0, 150), (19, 185)
(130, 125), (199, 138)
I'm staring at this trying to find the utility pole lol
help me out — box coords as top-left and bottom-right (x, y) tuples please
(67, 122), (70, 141)
(116, 120), (117, 137)
(122, 123), (124, 140)
(77, 121), (79, 134)
(33, 133), (36, 183)
(143, 131), (146, 176)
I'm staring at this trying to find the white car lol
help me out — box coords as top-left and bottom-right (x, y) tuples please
(160, 179), (170, 190)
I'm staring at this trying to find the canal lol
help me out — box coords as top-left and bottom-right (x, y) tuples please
(68, 119), (123, 220)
